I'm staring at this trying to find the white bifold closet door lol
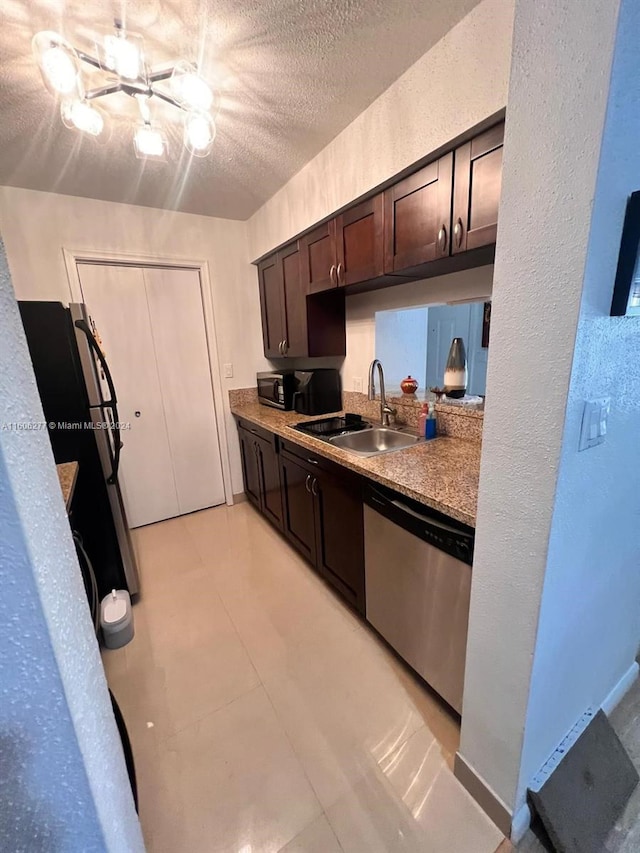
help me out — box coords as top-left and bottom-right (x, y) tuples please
(77, 263), (225, 528)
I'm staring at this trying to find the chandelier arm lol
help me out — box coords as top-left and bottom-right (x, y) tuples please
(148, 67), (176, 83)
(151, 88), (185, 110)
(85, 83), (123, 100)
(76, 50), (103, 70)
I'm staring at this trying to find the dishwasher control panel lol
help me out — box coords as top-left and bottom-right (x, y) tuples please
(364, 484), (475, 566)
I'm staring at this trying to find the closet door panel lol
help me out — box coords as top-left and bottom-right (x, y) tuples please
(78, 263), (179, 527)
(143, 267), (225, 515)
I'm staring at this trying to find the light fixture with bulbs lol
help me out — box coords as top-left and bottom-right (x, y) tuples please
(32, 20), (218, 160)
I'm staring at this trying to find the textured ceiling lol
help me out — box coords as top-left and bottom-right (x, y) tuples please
(0, 0), (480, 219)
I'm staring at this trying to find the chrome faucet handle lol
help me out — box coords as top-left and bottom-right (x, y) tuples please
(381, 403), (397, 427)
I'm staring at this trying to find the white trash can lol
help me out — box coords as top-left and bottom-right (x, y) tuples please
(100, 589), (134, 649)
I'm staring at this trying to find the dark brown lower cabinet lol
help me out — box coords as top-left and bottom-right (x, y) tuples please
(278, 452), (317, 563)
(238, 426), (261, 509)
(280, 441), (365, 614)
(237, 421), (283, 531)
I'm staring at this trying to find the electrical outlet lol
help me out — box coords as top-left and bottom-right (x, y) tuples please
(223, 363), (233, 379)
(353, 377), (363, 393)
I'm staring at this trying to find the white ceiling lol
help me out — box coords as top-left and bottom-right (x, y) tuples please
(0, 0), (480, 220)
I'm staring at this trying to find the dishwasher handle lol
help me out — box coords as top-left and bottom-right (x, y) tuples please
(389, 498), (467, 536)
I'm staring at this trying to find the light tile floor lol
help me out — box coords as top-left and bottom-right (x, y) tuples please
(103, 502), (505, 853)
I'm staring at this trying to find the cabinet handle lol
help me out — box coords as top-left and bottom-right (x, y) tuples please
(330, 264), (336, 285)
(307, 458), (319, 465)
(283, 339), (288, 354)
(305, 474), (312, 493)
(311, 477), (318, 497)
(454, 218), (464, 248)
(438, 224), (447, 253)
(337, 262), (343, 285)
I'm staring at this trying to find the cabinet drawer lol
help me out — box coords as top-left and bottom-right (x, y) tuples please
(236, 418), (277, 449)
(279, 439), (363, 488)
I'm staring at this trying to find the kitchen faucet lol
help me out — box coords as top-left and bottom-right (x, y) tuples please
(368, 359), (397, 427)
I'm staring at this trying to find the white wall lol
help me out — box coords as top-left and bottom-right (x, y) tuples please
(0, 186), (268, 495)
(459, 0), (623, 825)
(247, 0), (515, 262)
(245, 0), (512, 385)
(515, 0), (640, 807)
(0, 239), (144, 851)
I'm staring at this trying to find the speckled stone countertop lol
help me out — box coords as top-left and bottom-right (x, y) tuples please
(56, 461), (79, 511)
(231, 401), (480, 527)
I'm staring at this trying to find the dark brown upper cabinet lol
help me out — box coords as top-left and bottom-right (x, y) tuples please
(383, 153), (454, 274)
(258, 241), (345, 359)
(452, 123), (504, 254)
(301, 195), (390, 293)
(256, 117), (504, 306)
(335, 195), (385, 287)
(300, 221), (337, 294)
(258, 253), (287, 358)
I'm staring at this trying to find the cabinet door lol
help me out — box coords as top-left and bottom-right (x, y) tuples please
(238, 429), (261, 509)
(313, 468), (365, 613)
(255, 434), (283, 530)
(280, 453), (316, 563)
(280, 243), (307, 357)
(384, 153), (454, 272)
(300, 220), (337, 294)
(335, 194), (384, 286)
(258, 254), (286, 357)
(452, 123), (504, 254)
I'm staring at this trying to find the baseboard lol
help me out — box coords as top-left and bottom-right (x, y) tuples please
(601, 660), (639, 716)
(454, 752), (512, 836)
(232, 491), (248, 505)
(455, 664), (639, 844)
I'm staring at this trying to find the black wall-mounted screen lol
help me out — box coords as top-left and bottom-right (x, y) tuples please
(611, 191), (640, 317)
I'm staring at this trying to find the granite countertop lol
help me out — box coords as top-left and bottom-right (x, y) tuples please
(231, 401), (481, 527)
(57, 461), (79, 511)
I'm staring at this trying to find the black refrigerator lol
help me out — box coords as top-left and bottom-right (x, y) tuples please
(19, 300), (140, 599)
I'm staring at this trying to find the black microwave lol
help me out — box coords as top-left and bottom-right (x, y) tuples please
(257, 371), (296, 410)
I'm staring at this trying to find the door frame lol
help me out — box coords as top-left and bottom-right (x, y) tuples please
(62, 247), (234, 508)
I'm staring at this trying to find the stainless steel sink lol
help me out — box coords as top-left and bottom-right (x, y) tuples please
(329, 427), (420, 457)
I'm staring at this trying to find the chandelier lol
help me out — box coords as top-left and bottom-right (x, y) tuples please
(32, 20), (217, 159)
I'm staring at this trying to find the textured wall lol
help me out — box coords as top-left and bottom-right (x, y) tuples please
(0, 238), (144, 851)
(0, 186), (266, 494)
(247, 0), (515, 261)
(459, 0), (622, 820)
(515, 0), (640, 806)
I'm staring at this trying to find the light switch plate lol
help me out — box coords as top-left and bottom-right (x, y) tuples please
(579, 398), (610, 451)
(223, 363), (233, 379)
(353, 377), (363, 393)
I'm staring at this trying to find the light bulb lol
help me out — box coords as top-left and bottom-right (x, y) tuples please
(42, 47), (77, 93)
(134, 125), (166, 159)
(33, 32), (80, 97)
(174, 73), (213, 111)
(170, 61), (217, 113)
(103, 33), (142, 80)
(61, 100), (109, 142)
(184, 111), (215, 157)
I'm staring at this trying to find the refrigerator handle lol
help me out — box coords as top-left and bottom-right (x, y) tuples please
(74, 319), (123, 484)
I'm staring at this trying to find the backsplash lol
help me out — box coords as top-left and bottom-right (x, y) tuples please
(229, 387), (258, 407)
(342, 391), (483, 442)
(229, 387), (483, 443)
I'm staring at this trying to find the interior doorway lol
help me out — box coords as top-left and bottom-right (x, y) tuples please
(75, 261), (226, 528)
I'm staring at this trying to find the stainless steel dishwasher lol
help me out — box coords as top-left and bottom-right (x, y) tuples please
(364, 483), (474, 714)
